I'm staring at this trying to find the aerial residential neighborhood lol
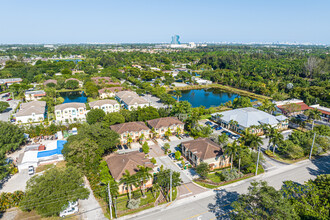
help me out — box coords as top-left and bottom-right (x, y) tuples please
(0, 1), (329, 220)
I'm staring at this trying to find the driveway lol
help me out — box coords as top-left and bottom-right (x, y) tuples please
(0, 99), (19, 122)
(0, 170), (32, 193)
(79, 177), (107, 220)
(156, 136), (194, 152)
(156, 156), (191, 183)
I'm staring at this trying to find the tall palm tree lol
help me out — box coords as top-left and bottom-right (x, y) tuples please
(136, 165), (153, 198)
(236, 143), (248, 172)
(239, 129), (252, 146)
(127, 134), (133, 148)
(229, 120), (238, 131)
(120, 170), (137, 200)
(263, 124), (275, 150)
(269, 129), (284, 155)
(305, 108), (321, 130)
(224, 141), (239, 170)
(249, 134), (263, 151)
(173, 90), (182, 102)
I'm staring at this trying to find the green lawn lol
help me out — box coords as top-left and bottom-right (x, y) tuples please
(207, 172), (222, 183)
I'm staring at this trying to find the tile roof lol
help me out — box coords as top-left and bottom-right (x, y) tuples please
(55, 102), (86, 111)
(277, 102), (312, 113)
(147, 117), (184, 129)
(43, 79), (57, 86)
(110, 121), (150, 134)
(182, 138), (223, 160)
(212, 107), (281, 128)
(89, 99), (118, 108)
(116, 91), (148, 105)
(106, 152), (154, 181)
(310, 104), (330, 116)
(25, 90), (46, 96)
(16, 101), (46, 117)
(98, 87), (124, 94)
(92, 77), (120, 85)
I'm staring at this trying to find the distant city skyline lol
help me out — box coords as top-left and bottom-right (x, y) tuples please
(1, 0), (329, 44)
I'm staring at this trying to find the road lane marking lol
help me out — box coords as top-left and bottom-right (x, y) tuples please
(183, 183), (192, 193)
(183, 211), (208, 220)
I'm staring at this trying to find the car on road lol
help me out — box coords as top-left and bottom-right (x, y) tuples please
(168, 153), (175, 159)
(28, 166), (34, 175)
(6, 98), (12, 101)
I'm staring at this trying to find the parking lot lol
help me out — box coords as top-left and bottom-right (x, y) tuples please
(0, 170), (32, 193)
(0, 96), (19, 122)
(199, 119), (239, 143)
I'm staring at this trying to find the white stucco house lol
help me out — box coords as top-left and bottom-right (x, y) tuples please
(115, 91), (149, 110)
(55, 102), (87, 123)
(89, 99), (120, 113)
(25, 90), (46, 101)
(15, 101), (46, 124)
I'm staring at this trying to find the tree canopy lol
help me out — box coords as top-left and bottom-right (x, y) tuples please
(20, 166), (89, 217)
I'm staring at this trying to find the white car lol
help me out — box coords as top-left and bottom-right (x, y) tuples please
(59, 201), (79, 218)
(28, 166), (34, 175)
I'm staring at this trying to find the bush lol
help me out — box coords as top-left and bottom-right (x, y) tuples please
(150, 157), (156, 164)
(175, 151), (181, 160)
(0, 191), (24, 211)
(127, 198), (140, 209)
(220, 168), (243, 181)
(196, 162), (210, 179)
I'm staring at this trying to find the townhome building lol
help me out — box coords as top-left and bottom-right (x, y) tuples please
(89, 99), (120, 113)
(274, 99), (311, 117)
(110, 121), (151, 145)
(115, 91), (149, 110)
(15, 101), (46, 124)
(310, 104), (330, 122)
(211, 107), (288, 135)
(147, 117), (184, 137)
(181, 138), (230, 170)
(105, 152), (154, 194)
(25, 90), (46, 101)
(55, 102), (87, 123)
(98, 87), (124, 99)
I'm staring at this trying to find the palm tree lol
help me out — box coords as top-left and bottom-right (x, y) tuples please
(218, 133), (229, 147)
(137, 166), (153, 198)
(120, 170), (137, 200)
(151, 127), (158, 138)
(224, 141), (239, 170)
(269, 129), (284, 155)
(229, 120), (239, 132)
(176, 126), (182, 135)
(236, 143), (248, 172)
(127, 134), (133, 148)
(239, 129), (252, 146)
(165, 128), (172, 138)
(173, 90), (182, 102)
(249, 134), (263, 151)
(305, 108), (321, 130)
(139, 133), (145, 143)
(263, 124), (275, 150)
(267, 103), (277, 115)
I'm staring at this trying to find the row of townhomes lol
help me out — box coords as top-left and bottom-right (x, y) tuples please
(115, 91), (149, 110)
(212, 107), (288, 134)
(16, 101), (46, 124)
(110, 117), (184, 144)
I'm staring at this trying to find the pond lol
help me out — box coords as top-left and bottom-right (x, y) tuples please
(60, 91), (87, 103)
(171, 88), (255, 108)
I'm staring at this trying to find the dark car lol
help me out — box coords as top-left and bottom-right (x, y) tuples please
(205, 121), (212, 126)
(297, 114), (308, 121)
(215, 126), (222, 130)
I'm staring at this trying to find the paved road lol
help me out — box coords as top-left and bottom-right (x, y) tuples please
(156, 156), (192, 183)
(128, 154), (330, 220)
(0, 99), (19, 122)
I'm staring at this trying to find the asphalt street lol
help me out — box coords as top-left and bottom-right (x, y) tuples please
(127, 153), (330, 220)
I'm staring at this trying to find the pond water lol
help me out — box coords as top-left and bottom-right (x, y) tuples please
(171, 88), (255, 108)
(60, 91), (87, 103)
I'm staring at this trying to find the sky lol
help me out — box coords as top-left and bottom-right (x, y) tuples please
(0, 0), (329, 44)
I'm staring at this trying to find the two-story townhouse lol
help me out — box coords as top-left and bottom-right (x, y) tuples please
(181, 138), (230, 170)
(105, 152), (155, 194)
(89, 99), (120, 113)
(15, 101), (46, 124)
(147, 117), (184, 138)
(25, 90), (46, 101)
(98, 87), (124, 99)
(115, 91), (149, 110)
(54, 102), (87, 123)
(110, 121), (151, 145)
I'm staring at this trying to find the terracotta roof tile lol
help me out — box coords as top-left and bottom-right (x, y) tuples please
(182, 138), (223, 160)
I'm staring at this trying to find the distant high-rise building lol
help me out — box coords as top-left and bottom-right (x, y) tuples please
(171, 35), (180, 44)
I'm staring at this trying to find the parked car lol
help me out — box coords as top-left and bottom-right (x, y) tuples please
(168, 153), (175, 159)
(205, 121), (212, 126)
(10, 119), (16, 123)
(215, 126), (222, 131)
(297, 114), (308, 121)
(28, 166), (34, 175)
(59, 201), (79, 217)
(6, 98), (12, 101)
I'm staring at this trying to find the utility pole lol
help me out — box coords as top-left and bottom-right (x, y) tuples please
(309, 132), (316, 160)
(255, 146), (261, 176)
(170, 170), (173, 202)
(108, 183), (113, 219)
